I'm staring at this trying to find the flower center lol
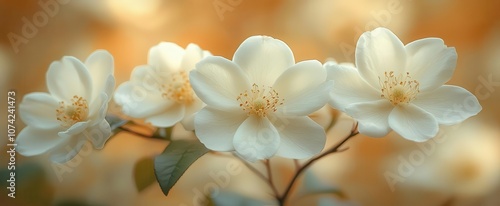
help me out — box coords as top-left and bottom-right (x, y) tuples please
(237, 84), (284, 117)
(379, 71), (420, 105)
(161, 71), (194, 104)
(56, 95), (89, 127)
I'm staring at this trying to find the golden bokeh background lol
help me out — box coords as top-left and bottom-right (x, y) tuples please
(1, 0), (500, 205)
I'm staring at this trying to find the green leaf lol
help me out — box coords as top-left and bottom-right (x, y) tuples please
(133, 157), (157, 192)
(209, 190), (273, 206)
(154, 140), (210, 196)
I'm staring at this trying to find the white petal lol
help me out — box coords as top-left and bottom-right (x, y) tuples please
(273, 60), (325, 100)
(233, 116), (280, 162)
(84, 50), (115, 101)
(325, 64), (380, 111)
(278, 81), (333, 116)
(356, 27), (406, 88)
(148, 42), (185, 73)
(88, 93), (108, 122)
(103, 75), (115, 102)
(389, 104), (439, 142)
(19, 92), (61, 130)
(190, 56), (250, 110)
(233, 36), (295, 85)
(181, 113), (195, 131)
(84, 119), (112, 149)
(50, 133), (87, 163)
(184, 97), (204, 117)
(345, 100), (394, 137)
(273, 116), (326, 159)
(181, 98), (204, 131)
(16, 127), (63, 156)
(194, 107), (246, 151)
(59, 121), (89, 139)
(113, 82), (172, 118)
(405, 38), (457, 91)
(412, 85), (481, 125)
(272, 60), (331, 116)
(47, 56), (92, 101)
(180, 43), (206, 72)
(146, 104), (185, 127)
(129, 65), (164, 91)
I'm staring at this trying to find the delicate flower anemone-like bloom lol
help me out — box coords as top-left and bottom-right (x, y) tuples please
(16, 50), (115, 163)
(114, 43), (211, 130)
(190, 36), (333, 162)
(326, 27), (482, 142)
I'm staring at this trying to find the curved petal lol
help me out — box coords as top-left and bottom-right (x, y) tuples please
(180, 43), (206, 72)
(128, 65), (164, 92)
(58, 121), (89, 139)
(49, 133), (88, 163)
(277, 81), (333, 116)
(412, 85), (481, 125)
(103, 75), (115, 102)
(184, 97), (204, 117)
(181, 98), (204, 131)
(84, 119), (112, 149)
(194, 107), (246, 151)
(145, 104), (185, 127)
(85, 50), (115, 100)
(181, 113), (195, 131)
(233, 36), (295, 86)
(190, 56), (250, 110)
(19, 92), (61, 130)
(389, 104), (439, 142)
(47, 56), (92, 101)
(16, 127), (63, 156)
(88, 93), (108, 123)
(113, 82), (172, 118)
(273, 60), (325, 100)
(326, 64), (381, 111)
(355, 27), (406, 88)
(148, 42), (185, 73)
(345, 99), (394, 137)
(405, 38), (457, 91)
(273, 116), (326, 159)
(233, 116), (280, 162)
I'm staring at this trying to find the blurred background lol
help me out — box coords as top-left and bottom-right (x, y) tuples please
(1, 0), (500, 205)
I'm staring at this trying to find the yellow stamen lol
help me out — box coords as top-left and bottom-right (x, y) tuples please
(56, 95), (89, 127)
(161, 71), (194, 104)
(379, 71), (420, 105)
(237, 84), (284, 117)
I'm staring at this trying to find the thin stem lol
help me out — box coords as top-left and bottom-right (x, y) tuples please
(264, 159), (280, 198)
(277, 123), (359, 206)
(233, 154), (269, 184)
(293, 159), (300, 172)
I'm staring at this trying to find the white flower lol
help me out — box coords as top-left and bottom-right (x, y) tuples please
(403, 122), (500, 196)
(190, 36), (332, 161)
(326, 27), (482, 142)
(16, 50), (115, 163)
(114, 43), (210, 130)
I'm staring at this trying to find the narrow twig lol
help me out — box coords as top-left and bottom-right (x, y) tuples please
(277, 122), (359, 206)
(233, 154), (269, 184)
(264, 159), (280, 198)
(293, 159), (300, 172)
